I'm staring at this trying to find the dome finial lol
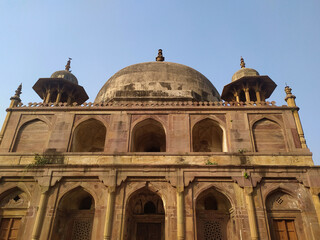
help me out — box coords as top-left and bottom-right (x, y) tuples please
(240, 56), (246, 68)
(65, 57), (72, 72)
(156, 49), (165, 62)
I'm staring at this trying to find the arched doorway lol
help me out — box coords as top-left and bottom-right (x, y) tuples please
(51, 187), (95, 240)
(266, 190), (300, 240)
(125, 188), (165, 240)
(0, 188), (30, 240)
(196, 188), (233, 240)
(131, 119), (166, 152)
(70, 119), (106, 152)
(192, 119), (223, 152)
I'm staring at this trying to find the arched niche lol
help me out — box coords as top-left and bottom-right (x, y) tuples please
(196, 188), (233, 240)
(131, 119), (166, 152)
(253, 118), (286, 152)
(0, 188), (30, 240)
(70, 119), (106, 152)
(13, 119), (49, 153)
(124, 188), (165, 240)
(266, 190), (301, 240)
(51, 187), (95, 240)
(192, 119), (223, 152)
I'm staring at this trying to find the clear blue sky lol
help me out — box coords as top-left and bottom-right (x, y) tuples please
(0, 1), (319, 164)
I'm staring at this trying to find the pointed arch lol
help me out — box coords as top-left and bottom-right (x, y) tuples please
(130, 118), (166, 152)
(124, 187), (165, 240)
(0, 187), (30, 240)
(70, 118), (106, 152)
(265, 188), (301, 240)
(192, 118), (225, 152)
(252, 118), (286, 152)
(13, 119), (49, 152)
(51, 186), (95, 240)
(195, 187), (233, 240)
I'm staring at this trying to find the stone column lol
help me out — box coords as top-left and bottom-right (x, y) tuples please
(234, 91), (240, 102)
(177, 187), (185, 240)
(103, 186), (116, 240)
(285, 86), (307, 148)
(244, 187), (259, 240)
(31, 186), (49, 240)
(255, 91), (261, 102)
(311, 188), (320, 224)
(55, 89), (62, 105)
(67, 95), (72, 105)
(244, 88), (250, 102)
(0, 84), (22, 144)
(45, 89), (51, 104)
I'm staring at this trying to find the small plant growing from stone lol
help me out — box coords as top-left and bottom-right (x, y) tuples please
(243, 172), (249, 179)
(238, 149), (247, 154)
(205, 160), (217, 165)
(27, 150), (64, 168)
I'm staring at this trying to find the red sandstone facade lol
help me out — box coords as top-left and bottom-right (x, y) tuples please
(0, 55), (319, 240)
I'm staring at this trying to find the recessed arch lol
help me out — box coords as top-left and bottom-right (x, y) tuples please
(195, 187), (233, 240)
(252, 118), (286, 152)
(266, 189), (301, 240)
(51, 187), (95, 240)
(192, 118), (224, 152)
(0, 187), (30, 240)
(131, 118), (166, 152)
(13, 119), (49, 152)
(124, 187), (165, 240)
(70, 118), (106, 152)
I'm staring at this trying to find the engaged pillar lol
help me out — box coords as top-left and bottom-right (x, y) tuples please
(103, 186), (116, 240)
(31, 186), (49, 240)
(177, 186), (185, 240)
(244, 187), (259, 240)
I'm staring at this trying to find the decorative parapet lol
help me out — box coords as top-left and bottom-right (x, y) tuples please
(13, 100), (279, 109)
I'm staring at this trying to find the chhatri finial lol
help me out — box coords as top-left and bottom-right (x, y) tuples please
(65, 58), (72, 71)
(240, 56), (246, 68)
(285, 85), (293, 95)
(156, 49), (165, 62)
(10, 83), (22, 101)
(284, 85), (296, 104)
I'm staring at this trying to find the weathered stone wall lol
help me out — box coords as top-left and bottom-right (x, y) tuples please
(0, 105), (312, 166)
(0, 165), (319, 239)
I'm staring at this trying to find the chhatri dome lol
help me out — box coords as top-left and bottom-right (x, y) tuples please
(95, 49), (221, 102)
(231, 57), (260, 82)
(221, 57), (277, 102)
(50, 58), (78, 85)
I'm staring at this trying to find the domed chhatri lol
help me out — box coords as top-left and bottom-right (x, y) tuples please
(221, 57), (276, 102)
(231, 57), (260, 82)
(32, 58), (88, 105)
(95, 50), (220, 103)
(50, 71), (78, 85)
(50, 58), (78, 84)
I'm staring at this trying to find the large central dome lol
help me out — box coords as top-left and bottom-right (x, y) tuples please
(95, 61), (221, 102)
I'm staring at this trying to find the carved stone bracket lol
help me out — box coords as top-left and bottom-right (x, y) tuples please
(296, 175), (310, 188)
(232, 176), (262, 188)
(98, 169), (127, 192)
(165, 168), (185, 192)
(310, 187), (320, 196)
(34, 176), (62, 193)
